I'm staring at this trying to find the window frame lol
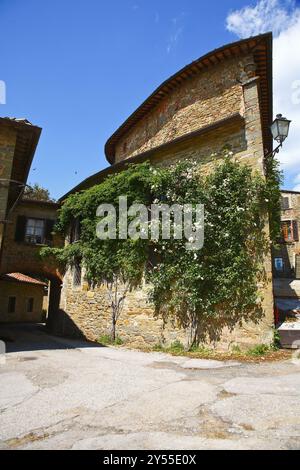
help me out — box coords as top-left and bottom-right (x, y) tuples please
(281, 196), (291, 210)
(281, 220), (299, 242)
(26, 297), (34, 313)
(24, 217), (46, 245)
(72, 259), (82, 288)
(274, 257), (284, 273)
(8, 296), (16, 314)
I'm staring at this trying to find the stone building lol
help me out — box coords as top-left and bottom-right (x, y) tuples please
(55, 33), (275, 350)
(0, 272), (47, 323)
(0, 197), (62, 324)
(0, 117), (62, 324)
(0, 117), (41, 254)
(273, 190), (300, 298)
(274, 191), (300, 278)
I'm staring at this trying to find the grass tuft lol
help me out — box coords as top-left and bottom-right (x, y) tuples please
(246, 344), (270, 357)
(98, 334), (124, 346)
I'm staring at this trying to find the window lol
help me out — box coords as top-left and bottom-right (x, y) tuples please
(281, 196), (290, 210)
(70, 218), (81, 244)
(274, 258), (284, 273)
(8, 297), (16, 314)
(281, 220), (299, 242)
(26, 298), (34, 313)
(73, 259), (82, 287)
(25, 218), (45, 244)
(15, 217), (54, 245)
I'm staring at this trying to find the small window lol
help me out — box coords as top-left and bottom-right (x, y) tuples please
(25, 218), (45, 244)
(70, 218), (81, 244)
(73, 260), (82, 287)
(8, 297), (16, 314)
(281, 221), (292, 241)
(27, 298), (34, 313)
(274, 258), (284, 272)
(281, 196), (290, 210)
(281, 220), (299, 242)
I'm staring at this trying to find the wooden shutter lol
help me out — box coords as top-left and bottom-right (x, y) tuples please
(45, 219), (55, 245)
(281, 222), (289, 241)
(293, 220), (299, 242)
(15, 216), (27, 242)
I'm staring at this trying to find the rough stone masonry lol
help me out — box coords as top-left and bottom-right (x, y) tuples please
(55, 34), (275, 351)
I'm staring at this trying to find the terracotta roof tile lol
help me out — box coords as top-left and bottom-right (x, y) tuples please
(0, 273), (47, 286)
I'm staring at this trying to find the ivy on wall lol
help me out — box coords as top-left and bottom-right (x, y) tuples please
(41, 154), (281, 345)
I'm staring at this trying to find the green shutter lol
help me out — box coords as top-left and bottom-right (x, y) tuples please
(15, 216), (27, 242)
(45, 219), (55, 245)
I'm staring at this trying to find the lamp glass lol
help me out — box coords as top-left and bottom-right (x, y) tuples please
(271, 115), (291, 144)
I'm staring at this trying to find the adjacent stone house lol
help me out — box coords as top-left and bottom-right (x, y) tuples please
(0, 272), (47, 323)
(0, 117), (62, 324)
(273, 190), (300, 299)
(0, 117), (41, 254)
(0, 198), (62, 324)
(54, 33), (276, 350)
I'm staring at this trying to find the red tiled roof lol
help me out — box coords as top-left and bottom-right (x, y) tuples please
(0, 273), (47, 286)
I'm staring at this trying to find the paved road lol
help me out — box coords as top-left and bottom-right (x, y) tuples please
(0, 324), (300, 450)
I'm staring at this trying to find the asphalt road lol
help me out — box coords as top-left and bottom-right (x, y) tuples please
(0, 324), (300, 450)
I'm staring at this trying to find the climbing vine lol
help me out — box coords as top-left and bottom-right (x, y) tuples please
(41, 154), (281, 345)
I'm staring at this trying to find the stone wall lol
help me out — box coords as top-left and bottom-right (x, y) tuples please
(55, 52), (275, 350)
(57, 264), (274, 351)
(0, 126), (16, 249)
(0, 280), (45, 323)
(115, 56), (250, 163)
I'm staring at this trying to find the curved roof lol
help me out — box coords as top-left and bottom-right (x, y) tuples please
(105, 32), (273, 164)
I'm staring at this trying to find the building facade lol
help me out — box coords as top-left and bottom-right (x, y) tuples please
(0, 273), (46, 323)
(274, 191), (300, 279)
(0, 198), (62, 324)
(0, 117), (63, 325)
(273, 190), (300, 300)
(53, 33), (275, 350)
(0, 117), (41, 255)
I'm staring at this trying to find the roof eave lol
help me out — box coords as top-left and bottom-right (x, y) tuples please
(60, 112), (244, 201)
(104, 32), (273, 164)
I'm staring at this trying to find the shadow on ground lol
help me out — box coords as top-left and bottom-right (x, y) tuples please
(0, 323), (104, 353)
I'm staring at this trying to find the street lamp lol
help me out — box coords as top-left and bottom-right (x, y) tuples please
(270, 114), (291, 146)
(264, 114), (291, 175)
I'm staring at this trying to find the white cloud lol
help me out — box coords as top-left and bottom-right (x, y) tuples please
(226, 0), (298, 37)
(166, 14), (185, 54)
(226, 0), (300, 190)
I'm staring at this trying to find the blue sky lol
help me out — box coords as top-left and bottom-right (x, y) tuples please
(0, 0), (299, 199)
